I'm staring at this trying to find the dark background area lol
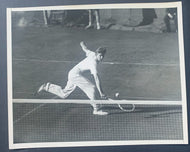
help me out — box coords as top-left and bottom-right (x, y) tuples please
(0, 0), (190, 152)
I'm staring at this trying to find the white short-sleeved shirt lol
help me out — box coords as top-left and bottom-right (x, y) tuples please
(69, 51), (98, 77)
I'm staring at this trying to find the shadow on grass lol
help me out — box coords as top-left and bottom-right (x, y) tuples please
(101, 105), (182, 116)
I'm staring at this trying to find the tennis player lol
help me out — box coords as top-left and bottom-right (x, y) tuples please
(38, 41), (108, 115)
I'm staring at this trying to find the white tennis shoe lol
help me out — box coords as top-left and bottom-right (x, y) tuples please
(37, 82), (50, 93)
(93, 109), (108, 115)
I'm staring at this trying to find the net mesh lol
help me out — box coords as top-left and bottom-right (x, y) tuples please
(13, 103), (183, 143)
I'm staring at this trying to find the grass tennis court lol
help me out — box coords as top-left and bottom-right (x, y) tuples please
(12, 26), (181, 100)
(11, 25), (183, 143)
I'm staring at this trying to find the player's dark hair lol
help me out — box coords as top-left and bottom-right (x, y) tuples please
(95, 47), (106, 57)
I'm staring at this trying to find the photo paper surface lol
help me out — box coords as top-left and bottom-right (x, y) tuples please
(7, 2), (188, 149)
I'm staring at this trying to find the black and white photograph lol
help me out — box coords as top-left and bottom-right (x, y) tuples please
(7, 2), (188, 149)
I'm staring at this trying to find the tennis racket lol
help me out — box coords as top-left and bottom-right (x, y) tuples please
(108, 93), (135, 112)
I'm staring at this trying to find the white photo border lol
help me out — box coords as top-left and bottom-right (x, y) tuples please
(7, 1), (188, 149)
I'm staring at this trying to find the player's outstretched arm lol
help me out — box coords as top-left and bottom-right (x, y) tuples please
(80, 41), (91, 55)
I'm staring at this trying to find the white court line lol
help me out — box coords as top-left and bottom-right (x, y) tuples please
(13, 96), (58, 124)
(15, 91), (35, 95)
(13, 99), (182, 105)
(13, 103), (45, 124)
(14, 91), (180, 101)
(13, 58), (178, 66)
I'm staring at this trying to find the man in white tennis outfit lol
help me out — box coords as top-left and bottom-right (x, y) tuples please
(38, 41), (108, 115)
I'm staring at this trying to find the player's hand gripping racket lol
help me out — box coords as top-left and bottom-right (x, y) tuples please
(108, 93), (135, 112)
